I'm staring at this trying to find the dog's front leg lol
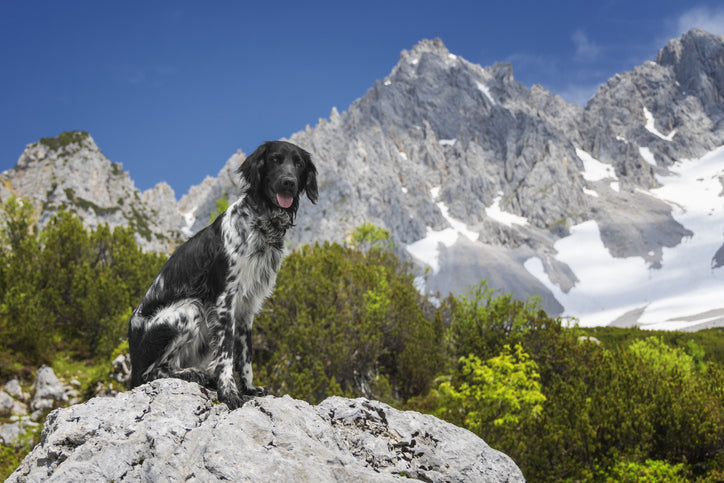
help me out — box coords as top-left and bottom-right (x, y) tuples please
(234, 314), (267, 397)
(212, 299), (244, 410)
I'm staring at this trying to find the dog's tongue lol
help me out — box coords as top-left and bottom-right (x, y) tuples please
(276, 193), (294, 209)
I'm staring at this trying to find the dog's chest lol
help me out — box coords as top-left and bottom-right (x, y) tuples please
(221, 204), (288, 313)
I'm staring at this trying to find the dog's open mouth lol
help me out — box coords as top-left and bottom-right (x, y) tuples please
(276, 193), (294, 209)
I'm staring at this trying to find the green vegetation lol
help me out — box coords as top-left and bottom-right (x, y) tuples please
(110, 162), (123, 177)
(253, 233), (441, 403)
(62, 188), (121, 216)
(0, 196), (166, 369)
(37, 131), (90, 151)
(209, 191), (230, 224)
(0, 203), (722, 482)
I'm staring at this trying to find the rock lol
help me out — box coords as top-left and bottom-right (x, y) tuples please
(8, 379), (524, 482)
(0, 422), (21, 446)
(30, 366), (68, 412)
(4, 379), (24, 400)
(111, 352), (131, 386)
(0, 132), (186, 253)
(0, 388), (28, 418)
(0, 419), (39, 448)
(0, 391), (15, 417)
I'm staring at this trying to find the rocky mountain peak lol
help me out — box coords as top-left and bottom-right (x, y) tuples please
(656, 28), (724, 112)
(16, 131), (98, 169)
(0, 131), (186, 252)
(402, 37), (450, 62)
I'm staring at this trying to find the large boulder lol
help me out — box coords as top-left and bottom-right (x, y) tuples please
(8, 378), (524, 482)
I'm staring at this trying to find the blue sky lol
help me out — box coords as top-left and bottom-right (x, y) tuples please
(2, 1), (723, 196)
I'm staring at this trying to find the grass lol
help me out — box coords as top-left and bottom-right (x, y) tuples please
(0, 444), (27, 481)
(51, 351), (124, 401)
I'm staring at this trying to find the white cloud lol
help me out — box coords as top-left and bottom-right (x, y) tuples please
(571, 29), (600, 62)
(676, 6), (724, 35)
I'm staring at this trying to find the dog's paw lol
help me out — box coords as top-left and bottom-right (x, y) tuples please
(243, 385), (269, 397)
(218, 390), (246, 410)
(175, 369), (217, 390)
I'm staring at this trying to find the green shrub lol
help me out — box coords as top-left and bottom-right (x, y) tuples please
(0, 197), (166, 364)
(253, 240), (441, 404)
(604, 458), (689, 482)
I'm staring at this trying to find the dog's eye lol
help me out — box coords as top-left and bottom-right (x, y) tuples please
(271, 156), (280, 163)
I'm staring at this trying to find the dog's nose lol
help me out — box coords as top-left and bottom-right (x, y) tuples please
(281, 178), (297, 192)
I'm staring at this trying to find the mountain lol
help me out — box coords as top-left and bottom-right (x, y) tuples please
(0, 131), (187, 252)
(284, 29), (723, 330)
(2, 29), (722, 330)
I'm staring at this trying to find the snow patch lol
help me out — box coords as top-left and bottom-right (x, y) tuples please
(643, 107), (677, 141)
(576, 148), (617, 182)
(476, 81), (496, 105)
(406, 186), (479, 274)
(406, 226), (458, 274)
(485, 194), (529, 227)
(639, 146), (658, 166)
(525, 145), (724, 330)
(439, 139), (456, 146)
(438, 200), (479, 243)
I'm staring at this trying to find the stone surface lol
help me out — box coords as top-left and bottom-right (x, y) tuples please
(8, 379), (524, 482)
(4, 380), (24, 400)
(30, 366), (68, 411)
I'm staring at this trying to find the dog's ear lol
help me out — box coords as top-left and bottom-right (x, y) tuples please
(238, 142), (269, 189)
(301, 149), (318, 204)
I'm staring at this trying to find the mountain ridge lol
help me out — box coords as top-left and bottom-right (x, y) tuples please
(2, 28), (722, 329)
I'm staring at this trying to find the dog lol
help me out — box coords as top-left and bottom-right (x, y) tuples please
(128, 140), (318, 409)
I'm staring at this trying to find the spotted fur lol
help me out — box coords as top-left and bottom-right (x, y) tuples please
(128, 141), (318, 409)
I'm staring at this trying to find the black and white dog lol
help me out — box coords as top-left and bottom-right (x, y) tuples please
(128, 141), (317, 409)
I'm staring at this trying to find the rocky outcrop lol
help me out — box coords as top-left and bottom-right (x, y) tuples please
(0, 132), (186, 252)
(8, 379), (524, 482)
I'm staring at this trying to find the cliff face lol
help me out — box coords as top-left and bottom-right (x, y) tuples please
(8, 379), (524, 482)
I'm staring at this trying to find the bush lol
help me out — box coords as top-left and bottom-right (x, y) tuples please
(432, 344), (546, 435)
(406, 279), (724, 481)
(253, 239), (441, 404)
(0, 197), (166, 364)
(605, 459), (688, 482)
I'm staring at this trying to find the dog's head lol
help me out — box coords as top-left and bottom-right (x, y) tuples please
(238, 141), (318, 217)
